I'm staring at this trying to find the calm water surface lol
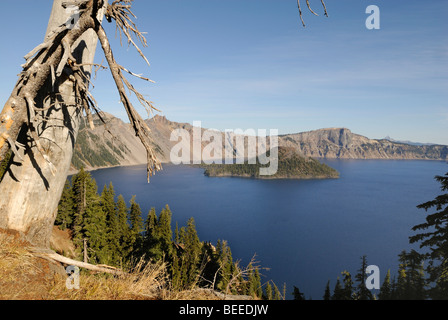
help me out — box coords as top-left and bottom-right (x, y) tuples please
(89, 159), (447, 299)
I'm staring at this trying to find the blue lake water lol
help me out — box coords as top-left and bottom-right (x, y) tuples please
(89, 159), (447, 299)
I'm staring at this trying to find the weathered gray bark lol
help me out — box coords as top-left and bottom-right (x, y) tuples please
(0, 0), (107, 247)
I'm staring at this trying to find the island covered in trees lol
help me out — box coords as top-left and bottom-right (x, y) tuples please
(201, 147), (340, 180)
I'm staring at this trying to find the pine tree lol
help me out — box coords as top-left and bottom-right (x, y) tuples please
(216, 240), (235, 292)
(355, 255), (373, 300)
(247, 266), (262, 298)
(127, 195), (144, 256)
(143, 207), (159, 260)
(292, 286), (305, 300)
(410, 171), (448, 299)
(390, 276), (398, 299)
(379, 269), (392, 300)
(396, 250), (427, 300)
(70, 167), (104, 258)
(143, 205), (174, 262)
(129, 196), (143, 234)
(55, 179), (74, 230)
(178, 217), (202, 289)
(171, 253), (182, 289)
(264, 281), (273, 300)
(273, 282), (282, 300)
(395, 264), (407, 300)
(174, 222), (180, 243)
(341, 270), (354, 300)
(158, 205), (174, 259)
(332, 277), (344, 300)
(100, 183), (120, 264)
(323, 280), (331, 300)
(199, 241), (220, 289)
(115, 194), (129, 258)
(83, 200), (108, 264)
(256, 268), (263, 298)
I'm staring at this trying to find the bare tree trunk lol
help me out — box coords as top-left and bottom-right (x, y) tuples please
(0, 0), (107, 247)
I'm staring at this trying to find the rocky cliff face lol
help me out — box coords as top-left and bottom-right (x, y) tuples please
(71, 114), (448, 171)
(280, 128), (448, 160)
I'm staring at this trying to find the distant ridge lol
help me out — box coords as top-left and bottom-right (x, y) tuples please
(382, 136), (436, 147)
(70, 114), (448, 172)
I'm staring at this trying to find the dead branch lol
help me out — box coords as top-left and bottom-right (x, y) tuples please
(297, 0), (328, 27)
(106, 0), (150, 67)
(30, 247), (124, 275)
(224, 254), (270, 299)
(119, 65), (154, 83)
(96, 23), (161, 182)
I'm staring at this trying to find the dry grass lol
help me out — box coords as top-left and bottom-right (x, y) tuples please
(0, 230), (223, 300)
(47, 259), (167, 300)
(0, 231), (60, 299)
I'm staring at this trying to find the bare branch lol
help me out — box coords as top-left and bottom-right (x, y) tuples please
(119, 65), (155, 83)
(297, 0), (328, 27)
(30, 247), (124, 275)
(96, 23), (161, 182)
(306, 0), (318, 16)
(321, 0), (329, 17)
(297, 0), (306, 27)
(106, 0), (150, 67)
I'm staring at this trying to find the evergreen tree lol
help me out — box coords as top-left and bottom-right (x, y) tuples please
(70, 167), (104, 258)
(83, 200), (108, 264)
(323, 280), (331, 300)
(332, 277), (344, 300)
(158, 205), (174, 259)
(390, 276), (398, 299)
(100, 183), (120, 264)
(396, 250), (427, 300)
(199, 242), (220, 289)
(410, 171), (448, 299)
(174, 222), (180, 243)
(292, 286), (305, 300)
(143, 205), (174, 262)
(127, 195), (144, 256)
(355, 255), (373, 300)
(395, 263), (408, 300)
(171, 253), (182, 289)
(143, 207), (159, 260)
(115, 194), (129, 258)
(379, 269), (392, 300)
(216, 240), (235, 292)
(129, 195), (143, 234)
(341, 270), (354, 300)
(273, 282), (282, 300)
(55, 180), (74, 230)
(176, 217), (202, 289)
(264, 281), (273, 300)
(247, 266), (263, 298)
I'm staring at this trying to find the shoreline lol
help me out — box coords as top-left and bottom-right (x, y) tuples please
(204, 172), (340, 180)
(68, 157), (447, 177)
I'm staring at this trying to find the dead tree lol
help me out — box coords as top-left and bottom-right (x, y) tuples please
(0, 0), (327, 249)
(0, 0), (161, 247)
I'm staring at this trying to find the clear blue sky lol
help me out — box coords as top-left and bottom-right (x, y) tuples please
(1, 0), (447, 144)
